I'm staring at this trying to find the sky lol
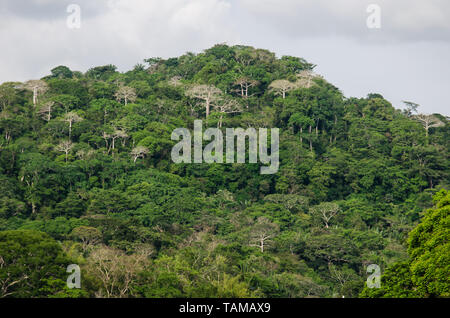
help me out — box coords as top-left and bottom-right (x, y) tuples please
(0, 0), (449, 115)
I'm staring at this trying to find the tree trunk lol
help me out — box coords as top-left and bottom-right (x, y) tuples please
(309, 125), (313, 152)
(33, 87), (37, 107)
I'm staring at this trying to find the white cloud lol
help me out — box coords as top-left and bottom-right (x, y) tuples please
(237, 0), (450, 42)
(0, 0), (449, 114)
(0, 0), (238, 82)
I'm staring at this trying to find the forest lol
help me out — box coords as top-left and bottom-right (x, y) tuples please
(0, 44), (448, 298)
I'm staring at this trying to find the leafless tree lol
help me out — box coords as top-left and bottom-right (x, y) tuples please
(213, 98), (243, 128)
(55, 140), (74, 162)
(87, 245), (150, 298)
(23, 80), (48, 107)
(63, 111), (83, 140)
(249, 217), (280, 253)
(111, 128), (128, 150)
(268, 79), (297, 99)
(310, 202), (341, 229)
(414, 114), (444, 137)
(185, 84), (222, 118)
(130, 146), (149, 163)
(37, 101), (55, 122)
(233, 77), (259, 98)
(296, 70), (319, 88)
(115, 85), (137, 106)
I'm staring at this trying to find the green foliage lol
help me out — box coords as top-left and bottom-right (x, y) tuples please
(0, 44), (447, 298)
(0, 230), (75, 297)
(361, 190), (450, 297)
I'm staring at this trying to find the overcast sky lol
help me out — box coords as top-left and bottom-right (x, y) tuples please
(1, 0), (449, 115)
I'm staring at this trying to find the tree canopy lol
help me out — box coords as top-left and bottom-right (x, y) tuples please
(0, 44), (448, 298)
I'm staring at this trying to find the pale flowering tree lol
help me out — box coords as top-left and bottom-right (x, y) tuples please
(107, 128), (128, 150)
(296, 70), (320, 88)
(63, 111), (83, 140)
(213, 98), (243, 128)
(249, 217), (280, 253)
(234, 76), (259, 98)
(130, 146), (149, 163)
(86, 245), (151, 298)
(37, 101), (55, 122)
(268, 79), (297, 99)
(414, 114), (445, 137)
(55, 140), (74, 162)
(309, 202), (341, 229)
(114, 85), (136, 106)
(185, 84), (222, 118)
(23, 80), (48, 107)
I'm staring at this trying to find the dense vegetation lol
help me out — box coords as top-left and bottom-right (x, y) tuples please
(0, 44), (448, 298)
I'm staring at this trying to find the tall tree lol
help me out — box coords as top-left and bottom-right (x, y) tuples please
(55, 140), (74, 162)
(130, 146), (149, 163)
(37, 101), (55, 122)
(23, 80), (48, 107)
(213, 98), (243, 128)
(233, 77), (258, 98)
(185, 85), (222, 118)
(268, 80), (297, 99)
(310, 202), (341, 229)
(63, 112), (83, 140)
(414, 114), (444, 137)
(296, 70), (319, 88)
(0, 83), (17, 111)
(249, 217), (280, 253)
(115, 86), (137, 106)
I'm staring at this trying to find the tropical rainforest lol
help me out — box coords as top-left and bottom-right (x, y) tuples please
(0, 44), (448, 298)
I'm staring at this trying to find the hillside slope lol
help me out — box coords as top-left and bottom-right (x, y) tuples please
(0, 44), (448, 298)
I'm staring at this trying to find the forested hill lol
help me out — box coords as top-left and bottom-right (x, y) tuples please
(0, 44), (448, 298)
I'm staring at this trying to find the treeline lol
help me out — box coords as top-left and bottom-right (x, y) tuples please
(0, 44), (448, 298)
